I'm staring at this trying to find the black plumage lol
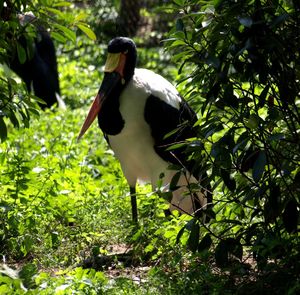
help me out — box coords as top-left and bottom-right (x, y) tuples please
(9, 27), (61, 109)
(78, 37), (211, 222)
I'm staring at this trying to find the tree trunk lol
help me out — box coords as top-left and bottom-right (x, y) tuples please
(118, 0), (140, 37)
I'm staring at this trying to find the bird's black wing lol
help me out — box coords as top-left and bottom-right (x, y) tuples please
(144, 94), (212, 213)
(10, 27), (60, 108)
(32, 28), (60, 108)
(144, 95), (212, 217)
(35, 27), (59, 90)
(144, 94), (198, 170)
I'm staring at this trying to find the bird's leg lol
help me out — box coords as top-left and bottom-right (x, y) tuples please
(130, 186), (138, 223)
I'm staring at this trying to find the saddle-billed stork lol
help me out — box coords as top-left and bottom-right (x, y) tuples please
(9, 12), (65, 109)
(78, 37), (211, 222)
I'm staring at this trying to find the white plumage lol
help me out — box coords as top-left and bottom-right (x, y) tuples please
(78, 37), (210, 221)
(108, 68), (205, 214)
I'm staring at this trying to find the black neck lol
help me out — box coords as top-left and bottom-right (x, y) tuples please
(97, 80), (125, 135)
(123, 50), (136, 83)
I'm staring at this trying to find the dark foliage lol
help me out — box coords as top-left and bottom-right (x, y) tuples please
(166, 0), (299, 288)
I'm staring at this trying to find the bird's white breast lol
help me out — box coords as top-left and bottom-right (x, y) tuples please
(107, 68), (180, 186)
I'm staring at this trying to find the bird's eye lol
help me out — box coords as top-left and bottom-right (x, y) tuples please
(123, 50), (128, 54)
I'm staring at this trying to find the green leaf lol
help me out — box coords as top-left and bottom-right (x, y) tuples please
(215, 240), (228, 267)
(0, 284), (12, 294)
(245, 114), (260, 129)
(258, 84), (270, 108)
(173, 0), (185, 6)
(51, 231), (59, 249)
(233, 131), (249, 154)
(44, 7), (65, 18)
(241, 148), (259, 172)
(20, 235), (34, 256)
(0, 116), (7, 142)
(176, 18), (185, 32)
(77, 23), (97, 41)
(28, 108), (40, 117)
(169, 171), (182, 191)
(198, 233), (212, 253)
(163, 126), (181, 139)
(220, 168), (236, 192)
(176, 226), (186, 244)
(54, 24), (76, 43)
(214, 0), (224, 8)
(172, 30), (186, 40)
(222, 219), (242, 225)
(159, 191), (173, 202)
(19, 263), (38, 289)
(51, 31), (67, 43)
(74, 13), (88, 22)
(166, 142), (186, 151)
(8, 110), (19, 128)
(53, 1), (71, 7)
(218, 149), (232, 169)
(223, 83), (238, 108)
(252, 150), (266, 183)
(17, 42), (26, 64)
(268, 107), (280, 120)
(31, 95), (47, 105)
(187, 219), (200, 253)
(19, 110), (30, 128)
(171, 39), (187, 47)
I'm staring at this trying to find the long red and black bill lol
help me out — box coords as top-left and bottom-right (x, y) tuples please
(77, 51), (127, 141)
(77, 72), (121, 141)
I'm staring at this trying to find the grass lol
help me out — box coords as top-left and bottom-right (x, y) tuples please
(0, 105), (229, 294)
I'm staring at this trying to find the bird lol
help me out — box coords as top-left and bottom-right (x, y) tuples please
(9, 12), (65, 110)
(78, 37), (211, 222)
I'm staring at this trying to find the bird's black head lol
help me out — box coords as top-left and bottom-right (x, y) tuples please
(77, 37), (137, 140)
(107, 37), (136, 54)
(106, 37), (137, 83)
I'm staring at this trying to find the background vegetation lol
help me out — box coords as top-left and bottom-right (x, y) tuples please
(0, 0), (299, 294)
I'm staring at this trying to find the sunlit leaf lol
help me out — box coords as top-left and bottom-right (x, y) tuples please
(53, 24), (76, 43)
(53, 1), (71, 7)
(51, 31), (67, 43)
(43, 7), (64, 18)
(74, 13), (88, 22)
(77, 24), (97, 41)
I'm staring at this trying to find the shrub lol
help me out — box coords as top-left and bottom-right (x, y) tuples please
(166, 0), (299, 274)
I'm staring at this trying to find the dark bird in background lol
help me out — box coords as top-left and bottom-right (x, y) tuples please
(9, 12), (65, 109)
(78, 37), (211, 222)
